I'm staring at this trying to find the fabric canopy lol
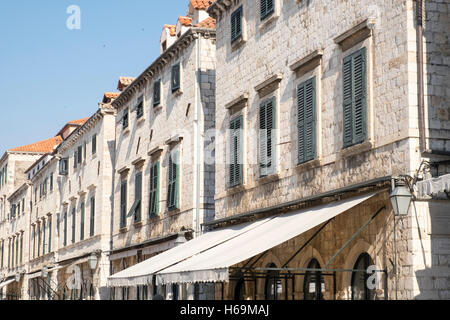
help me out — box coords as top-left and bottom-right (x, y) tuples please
(107, 217), (273, 287)
(0, 279), (15, 289)
(156, 192), (378, 284)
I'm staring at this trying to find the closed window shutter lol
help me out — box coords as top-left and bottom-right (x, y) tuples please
(167, 152), (179, 210)
(343, 47), (367, 148)
(134, 172), (142, 222)
(48, 219), (51, 253)
(90, 197), (95, 237)
(78, 146), (83, 164)
(172, 64), (180, 92)
(120, 181), (127, 228)
(230, 116), (243, 187)
(74, 151), (78, 168)
(63, 211), (67, 246)
(149, 162), (160, 216)
(261, 0), (274, 20)
(298, 77), (317, 164)
(92, 135), (97, 155)
(231, 6), (242, 42)
(260, 0), (267, 20)
(153, 80), (161, 106)
(260, 98), (276, 176)
(72, 208), (76, 244)
(80, 202), (85, 241)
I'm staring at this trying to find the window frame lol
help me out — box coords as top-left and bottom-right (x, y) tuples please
(229, 115), (243, 188)
(259, 96), (277, 177)
(149, 161), (160, 217)
(260, 0), (275, 21)
(171, 63), (181, 93)
(297, 77), (317, 164)
(231, 6), (243, 43)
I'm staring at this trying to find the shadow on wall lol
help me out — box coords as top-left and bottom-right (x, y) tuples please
(413, 200), (450, 300)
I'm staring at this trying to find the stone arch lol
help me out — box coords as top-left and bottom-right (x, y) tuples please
(295, 246), (328, 300)
(255, 251), (283, 300)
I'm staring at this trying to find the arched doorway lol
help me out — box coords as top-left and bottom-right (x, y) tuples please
(351, 253), (375, 300)
(234, 278), (246, 300)
(264, 263), (282, 300)
(303, 259), (324, 300)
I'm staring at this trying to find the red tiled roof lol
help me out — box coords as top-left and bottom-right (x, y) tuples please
(9, 136), (63, 153)
(103, 92), (120, 103)
(178, 16), (193, 27)
(118, 77), (136, 92)
(190, 0), (214, 10)
(164, 24), (177, 37)
(195, 17), (216, 29)
(67, 117), (90, 125)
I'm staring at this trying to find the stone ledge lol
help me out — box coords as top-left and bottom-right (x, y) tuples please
(226, 184), (246, 197)
(148, 146), (163, 157)
(340, 140), (373, 158)
(290, 49), (323, 75)
(255, 74), (283, 97)
(259, 12), (279, 32)
(153, 105), (163, 112)
(225, 93), (249, 110)
(231, 36), (246, 52)
(295, 158), (323, 172)
(334, 18), (375, 51)
(257, 173), (280, 185)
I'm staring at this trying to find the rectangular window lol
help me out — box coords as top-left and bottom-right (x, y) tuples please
(149, 162), (160, 217)
(37, 223), (41, 257)
(171, 63), (181, 92)
(120, 180), (127, 228)
(42, 220), (46, 256)
(50, 173), (54, 191)
(74, 151), (78, 169)
(20, 234), (23, 264)
(298, 77), (317, 164)
(153, 80), (161, 107)
(83, 141), (87, 161)
(167, 151), (179, 210)
(63, 211), (67, 246)
(80, 202), (85, 241)
(32, 226), (36, 259)
(231, 6), (243, 43)
(90, 197), (95, 237)
(260, 0), (274, 21)
(59, 158), (69, 175)
(229, 116), (243, 188)
(48, 218), (51, 254)
(136, 96), (144, 119)
(123, 108), (129, 129)
(22, 198), (25, 213)
(77, 146), (83, 164)
(71, 208), (76, 244)
(92, 134), (97, 155)
(259, 97), (276, 177)
(134, 172), (142, 222)
(343, 47), (367, 148)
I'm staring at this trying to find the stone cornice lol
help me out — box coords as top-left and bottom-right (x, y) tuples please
(112, 27), (216, 110)
(207, 0), (233, 20)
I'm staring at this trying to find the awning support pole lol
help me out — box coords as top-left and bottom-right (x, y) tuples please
(325, 206), (386, 268)
(282, 218), (334, 268)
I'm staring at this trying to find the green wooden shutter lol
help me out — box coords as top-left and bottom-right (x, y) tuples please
(134, 172), (142, 222)
(90, 197), (95, 237)
(172, 64), (180, 92)
(72, 208), (76, 244)
(261, 0), (274, 20)
(298, 77), (317, 164)
(92, 134), (97, 155)
(343, 47), (367, 148)
(260, 98), (276, 176)
(48, 219), (51, 253)
(229, 116), (243, 187)
(167, 151), (179, 210)
(74, 151), (78, 168)
(260, 0), (267, 20)
(149, 162), (160, 216)
(231, 6), (242, 43)
(63, 211), (67, 246)
(259, 102), (268, 176)
(153, 80), (161, 107)
(80, 202), (85, 241)
(120, 181), (127, 228)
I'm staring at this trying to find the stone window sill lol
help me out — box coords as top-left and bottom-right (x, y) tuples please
(257, 173), (280, 185)
(259, 13), (279, 31)
(137, 116), (145, 125)
(122, 127), (130, 135)
(172, 89), (183, 97)
(119, 227), (128, 233)
(153, 105), (163, 112)
(231, 37), (246, 52)
(133, 221), (143, 228)
(226, 184), (246, 196)
(340, 140), (373, 158)
(295, 158), (322, 172)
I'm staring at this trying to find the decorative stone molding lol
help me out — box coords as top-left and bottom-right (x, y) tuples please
(340, 140), (373, 158)
(255, 74), (283, 97)
(148, 146), (163, 157)
(334, 18), (376, 51)
(290, 49), (323, 76)
(117, 166), (130, 176)
(165, 135), (183, 146)
(225, 93), (249, 112)
(131, 157), (145, 167)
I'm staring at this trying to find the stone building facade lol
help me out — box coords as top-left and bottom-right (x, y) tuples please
(109, 2), (216, 300)
(202, 0), (450, 300)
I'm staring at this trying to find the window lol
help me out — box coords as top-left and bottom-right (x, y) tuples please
(77, 146), (83, 164)
(22, 198), (25, 213)
(234, 278), (246, 300)
(136, 96), (144, 119)
(120, 180), (127, 228)
(229, 116), (243, 187)
(50, 173), (54, 191)
(167, 151), (179, 210)
(153, 80), (161, 107)
(80, 202), (85, 241)
(134, 172), (142, 223)
(351, 253), (375, 300)
(48, 219), (51, 253)
(298, 77), (317, 164)
(303, 259), (324, 300)
(259, 97), (276, 177)
(71, 208), (76, 244)
(260, 0), (274, 21)
(264, 263), (282, 300)
(90, 197), (95, 237)
(83, 141), (87, 161)
(231, 6), (243, 43)
(149, 162), (160, 217)
(343, 47), (367, 148)
(42, 220), (46, 256)
(20, 234), (23, 264)
(171, 63), (181, 93)
(58, 158), (67, 175)
(122, 108), (129, 129)
(74, 151), (78, 169)
(63, 211), (67, 246)
(92, 134), (97, 155)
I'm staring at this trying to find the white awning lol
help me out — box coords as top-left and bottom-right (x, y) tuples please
(0, 279), (16, 289)
(416, 173), (450, 197)
(156, 192), (378, 285)
(107, 217), (273, 287)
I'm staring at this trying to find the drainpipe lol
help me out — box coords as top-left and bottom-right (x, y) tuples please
(417, 0), (426, 154)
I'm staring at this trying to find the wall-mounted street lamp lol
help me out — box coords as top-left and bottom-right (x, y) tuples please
(390, 181), (413, 216)
(88, 253), (98, 271)
(42, 266), (49, 278)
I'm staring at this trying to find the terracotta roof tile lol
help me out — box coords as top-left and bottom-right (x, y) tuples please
(118, 77), (136, 92)
(195, 17), (216, 29)
(67, 117), (90, 125)
(103, 92), (120, 103)
(164, 24), (177, 37)
(178, 16), (193, 27)
(9, 136), (63, 153)
(190, 0), (214, 10)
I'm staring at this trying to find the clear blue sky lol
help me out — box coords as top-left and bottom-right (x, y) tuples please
(0, 0), (188, 154)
